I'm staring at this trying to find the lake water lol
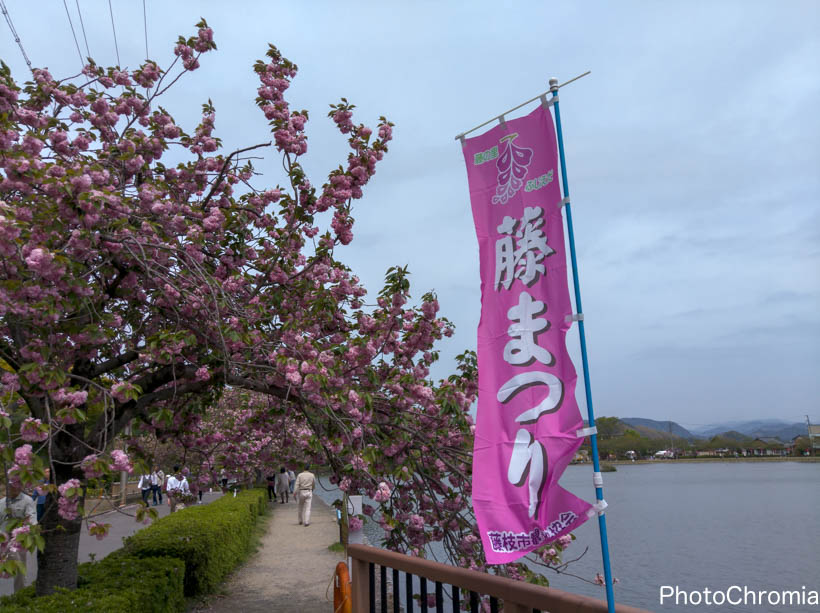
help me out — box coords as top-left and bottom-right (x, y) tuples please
(317, 461), (820, 612)
(546, 461), (819, 612)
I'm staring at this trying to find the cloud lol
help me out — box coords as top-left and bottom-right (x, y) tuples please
(1, 1), (816, 424)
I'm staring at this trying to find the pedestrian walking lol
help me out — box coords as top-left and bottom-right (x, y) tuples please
(35, 467), (50, 522)
(0, 482), (36, 593)
(154, 467), (165, 504)
(265, 470), (277, 502)
(138, 473), (153, 506)
(276, 467), (289, 504)
(165, 466), (190, 513)
(294, 466), (315, 526)
(287, 468), (296, 494)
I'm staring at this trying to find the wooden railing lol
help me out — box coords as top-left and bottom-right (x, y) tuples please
(348, 544), (649, 613)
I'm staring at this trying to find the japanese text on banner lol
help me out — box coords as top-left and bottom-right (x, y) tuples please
(461, 105), (592, 564)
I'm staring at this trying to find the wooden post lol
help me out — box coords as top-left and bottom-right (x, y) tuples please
(341, 493), (350, 546)
(351, 557), (369, 613)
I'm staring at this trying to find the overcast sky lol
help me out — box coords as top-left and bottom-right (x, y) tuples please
(2, 1), (817, 428)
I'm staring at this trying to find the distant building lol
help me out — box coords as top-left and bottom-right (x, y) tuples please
(747, 437), (789, 457)
(696, 448), (731, 458)
(809, 424), (820, 452)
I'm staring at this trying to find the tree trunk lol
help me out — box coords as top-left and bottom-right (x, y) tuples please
(35, 493), (83, 596)
(34, 449), (86, 596)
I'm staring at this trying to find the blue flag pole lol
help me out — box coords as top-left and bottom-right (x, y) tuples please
(549, 77), (616, 613)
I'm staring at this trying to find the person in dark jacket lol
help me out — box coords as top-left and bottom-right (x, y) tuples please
(265, 470), (277, 502)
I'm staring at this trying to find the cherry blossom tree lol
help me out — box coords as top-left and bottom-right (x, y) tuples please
(0, 21), (576, 596)
(132, 388), (313, 492)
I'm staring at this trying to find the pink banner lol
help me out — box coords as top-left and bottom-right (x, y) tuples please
(462, 104), (592, 564)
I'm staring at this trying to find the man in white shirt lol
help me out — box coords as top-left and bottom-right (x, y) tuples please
(0, 482), (37, 592)
(152, 466), (165, 506)
(165, 466), (190, 513)
(294, 467), (315, 526)
(138, 473), (154, 506)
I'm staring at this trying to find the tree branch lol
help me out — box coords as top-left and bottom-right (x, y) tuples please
(200, 142), (272, 210)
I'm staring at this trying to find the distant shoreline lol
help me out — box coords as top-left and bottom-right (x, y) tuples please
(578, 456), (820, 466)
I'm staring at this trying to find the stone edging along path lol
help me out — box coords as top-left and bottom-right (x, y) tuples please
(192, 495), (344, 613)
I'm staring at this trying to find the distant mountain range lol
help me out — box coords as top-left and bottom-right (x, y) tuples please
(615, 417), (809, 443)
(620, 418), (696, 440)
(688, 419), (809, 442)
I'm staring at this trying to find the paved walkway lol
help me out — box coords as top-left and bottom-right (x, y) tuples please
(195, 495), (344, 613)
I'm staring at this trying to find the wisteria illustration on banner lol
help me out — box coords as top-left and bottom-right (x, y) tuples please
(462, 104), (592, 564)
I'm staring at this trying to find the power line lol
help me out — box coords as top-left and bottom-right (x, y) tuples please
(142, 0), (148, 60)
(74, 0), (91, 59)
(107, 0), (120, 66)
(61, 0), (85, 72)
(0, 0), (33, 72)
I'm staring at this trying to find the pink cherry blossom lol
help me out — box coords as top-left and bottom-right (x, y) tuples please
(20, 418), (48, 442)
(109, 449), (133, 473)
(13, 444), (33, 466)
(0, 20), (565, 595)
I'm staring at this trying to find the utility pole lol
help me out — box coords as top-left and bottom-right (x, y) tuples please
(340, 493), (350, 549)
(119, 423), (130, 506)
(807, 415), (816, 457)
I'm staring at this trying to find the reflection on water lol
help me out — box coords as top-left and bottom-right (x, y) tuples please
(317, 462), (820, 612)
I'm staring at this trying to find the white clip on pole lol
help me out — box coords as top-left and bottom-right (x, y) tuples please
(557, 197), (570, 209)
(457, 134), (466, 148)
(498, 115), (507, 129)
(576, 426), (597, 438)
(593, 472), (604, 488)
(586, 499), (608, 518)
(565, 313), (584, 323)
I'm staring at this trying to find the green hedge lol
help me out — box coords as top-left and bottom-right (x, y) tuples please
(0, 489), (267, 611)
(123, 488), (267, 596)
(0, 555), (184, 613)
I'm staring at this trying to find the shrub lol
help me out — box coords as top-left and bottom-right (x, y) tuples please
(0, 489), (266, 610)
(0, 555), (184, 613)
(123, 488), (267, 596)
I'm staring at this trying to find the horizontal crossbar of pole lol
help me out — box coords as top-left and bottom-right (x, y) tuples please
(454, 71), (590, 140)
